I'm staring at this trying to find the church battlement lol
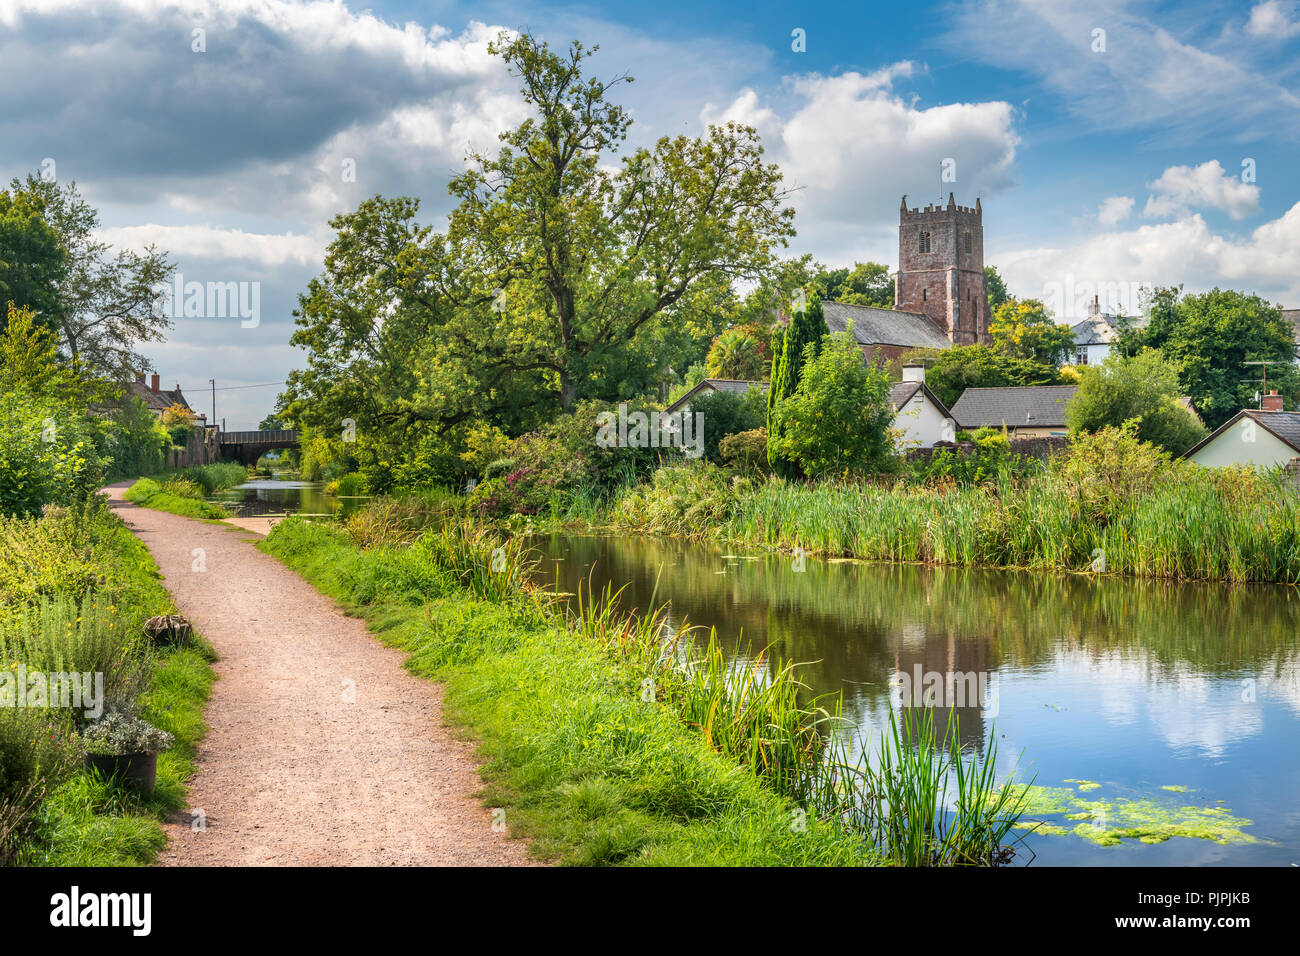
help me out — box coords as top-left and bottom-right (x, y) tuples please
(893, 193), (990, 347)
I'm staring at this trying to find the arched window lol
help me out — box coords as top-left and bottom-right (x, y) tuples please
(963, 230), (973, 253)
(919, 230), (931, 253)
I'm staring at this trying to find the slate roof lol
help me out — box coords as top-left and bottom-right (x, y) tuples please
(888, 381), (953, 419)
(1070, 315), (1120, 346)
(949, 385), (1078, 429)
(823, 301), (952, 351)
(664, 379), (768, 414)
(1183, 409), (1300, 459)
(125, 380), (192, 414)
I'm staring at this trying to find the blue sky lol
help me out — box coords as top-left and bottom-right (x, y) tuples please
(1, 0), (1297, 426)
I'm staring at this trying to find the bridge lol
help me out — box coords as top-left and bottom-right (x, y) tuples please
(219, 429), (299, 465)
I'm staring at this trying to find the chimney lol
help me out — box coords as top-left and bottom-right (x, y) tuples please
(1262, 390), (1284, 412)
(902, 364), (925, 383)
(1090, 295), (1100, 317)
(150, 373), (160, 394)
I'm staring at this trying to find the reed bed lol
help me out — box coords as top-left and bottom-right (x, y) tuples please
(608, 455), (1300, 584)
(566, 579), (1028, 865)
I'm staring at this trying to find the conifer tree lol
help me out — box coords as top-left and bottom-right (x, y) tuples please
(766, 293), (829, 476)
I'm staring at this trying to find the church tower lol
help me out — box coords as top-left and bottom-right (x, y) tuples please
(893, 193), (990, 346)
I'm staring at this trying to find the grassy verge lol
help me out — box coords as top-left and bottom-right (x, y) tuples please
(123, 477), (231, 520)
(261, 516), (871, 865)
(1, 500), (214, 866)
(261, 514), (1027, 866)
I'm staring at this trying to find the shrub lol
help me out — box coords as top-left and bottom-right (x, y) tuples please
(772, 330), (896, 476)
(482, 457), (516, 481)
(1065, 349), (1208, 455)
(719, 428), (770, 472)
(689, 388), (765, 465)
(82, 712), (174, 756)
(160, 478), (204, 499)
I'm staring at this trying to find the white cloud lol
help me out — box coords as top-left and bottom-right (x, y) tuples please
(1142, 160), (1260, 220)
(704, 66), (1020, 263)
(996, 201), (1300, 318)
(97, 225), (324, 267)
(1097, 195), (1135, 226)
(1245, 1), (1300, 39)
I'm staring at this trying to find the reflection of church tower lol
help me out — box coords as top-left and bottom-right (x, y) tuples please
(894, 628), (992, 754)
(894, 193), (991, 346)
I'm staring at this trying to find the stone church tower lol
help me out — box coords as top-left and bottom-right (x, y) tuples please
(893, 193), (990, 346)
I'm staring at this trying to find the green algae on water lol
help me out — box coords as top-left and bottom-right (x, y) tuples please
(994, 782), (1262, 847)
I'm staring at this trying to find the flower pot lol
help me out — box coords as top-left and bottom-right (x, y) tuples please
(86, 751), (159, 794)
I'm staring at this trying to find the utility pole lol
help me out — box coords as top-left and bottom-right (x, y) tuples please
(209, 379), (217, 433)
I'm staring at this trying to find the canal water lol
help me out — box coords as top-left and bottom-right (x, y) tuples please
(236, 481), (1300, 865)
(528, 533), (1300, 867)
(207, 478), (369, 519)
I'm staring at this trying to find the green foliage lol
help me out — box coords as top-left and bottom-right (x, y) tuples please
(907, 428), (1020, 486)
(105, 398), (168, 480)
(282, 32), (795, 491)
(989, 299), (1074, 365)
(690, 387), (765, 465)
(810, 260), (894, 308)
(1066, 349), (1208, 454)
(1123, 286), (1299, 429)
(772, 330), (896, 476)
(984, 265), (1009, 314)
(605, 427), (1300, 583)
(0, 502), (213, 865)
(122, 478), (229, 520)
(705, 328), (767, 381)
(718, 428), (769, 472)
(767, 293), (830, 477)
(915, 344), (1064, 409)
(0, 184), (65, 325)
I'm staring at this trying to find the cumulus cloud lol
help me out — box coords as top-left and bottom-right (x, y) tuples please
(703, 65), (1020, 262)
(1097, 195), (1134, 226)
(0, 0), (522, 220)
(1142, 160), (1261, 220)
(996, 201), (1300, 319)
(97, 224), (324, 267)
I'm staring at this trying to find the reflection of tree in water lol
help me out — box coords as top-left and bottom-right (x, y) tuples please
(532, 533), (1300, 753)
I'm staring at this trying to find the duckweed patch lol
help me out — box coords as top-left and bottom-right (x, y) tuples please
(1003, 781), (1261, 848)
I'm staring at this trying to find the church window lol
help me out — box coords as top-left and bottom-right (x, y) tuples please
(963, 230), (972, 253)
(919, 230), (931, 253)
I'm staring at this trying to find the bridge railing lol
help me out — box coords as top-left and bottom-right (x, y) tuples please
(220, 430), (299, 444)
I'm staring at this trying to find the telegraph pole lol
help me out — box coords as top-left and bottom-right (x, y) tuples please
(210, 379), (217, 433)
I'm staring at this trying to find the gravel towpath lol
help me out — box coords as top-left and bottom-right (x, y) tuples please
(104, 483), (534, 866)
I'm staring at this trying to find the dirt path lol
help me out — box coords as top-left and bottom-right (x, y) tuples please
(104, 483), (535, 866)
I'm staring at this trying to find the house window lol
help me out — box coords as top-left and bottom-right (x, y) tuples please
(963, 230), (972, 253)
(1075, 348), (1088, 366)
(919, 230), (931, 253)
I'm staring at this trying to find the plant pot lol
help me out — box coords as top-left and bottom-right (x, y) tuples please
(86, 751), (159, 794)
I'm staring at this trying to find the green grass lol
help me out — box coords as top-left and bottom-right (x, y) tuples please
(261, 516), (873, 866)
(0, 499), (215, 866)
(123, 477), (230, 520)
(600, 449), (1300, 584)
(261, 513), (1029, 866)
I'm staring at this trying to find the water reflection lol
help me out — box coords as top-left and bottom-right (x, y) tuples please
(208, 479), (369, 519)
(530, 533), (1300, 864)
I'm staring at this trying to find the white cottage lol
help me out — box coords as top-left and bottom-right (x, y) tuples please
(1183, 395), (1300, 469)
(890, 365), (955, 450)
